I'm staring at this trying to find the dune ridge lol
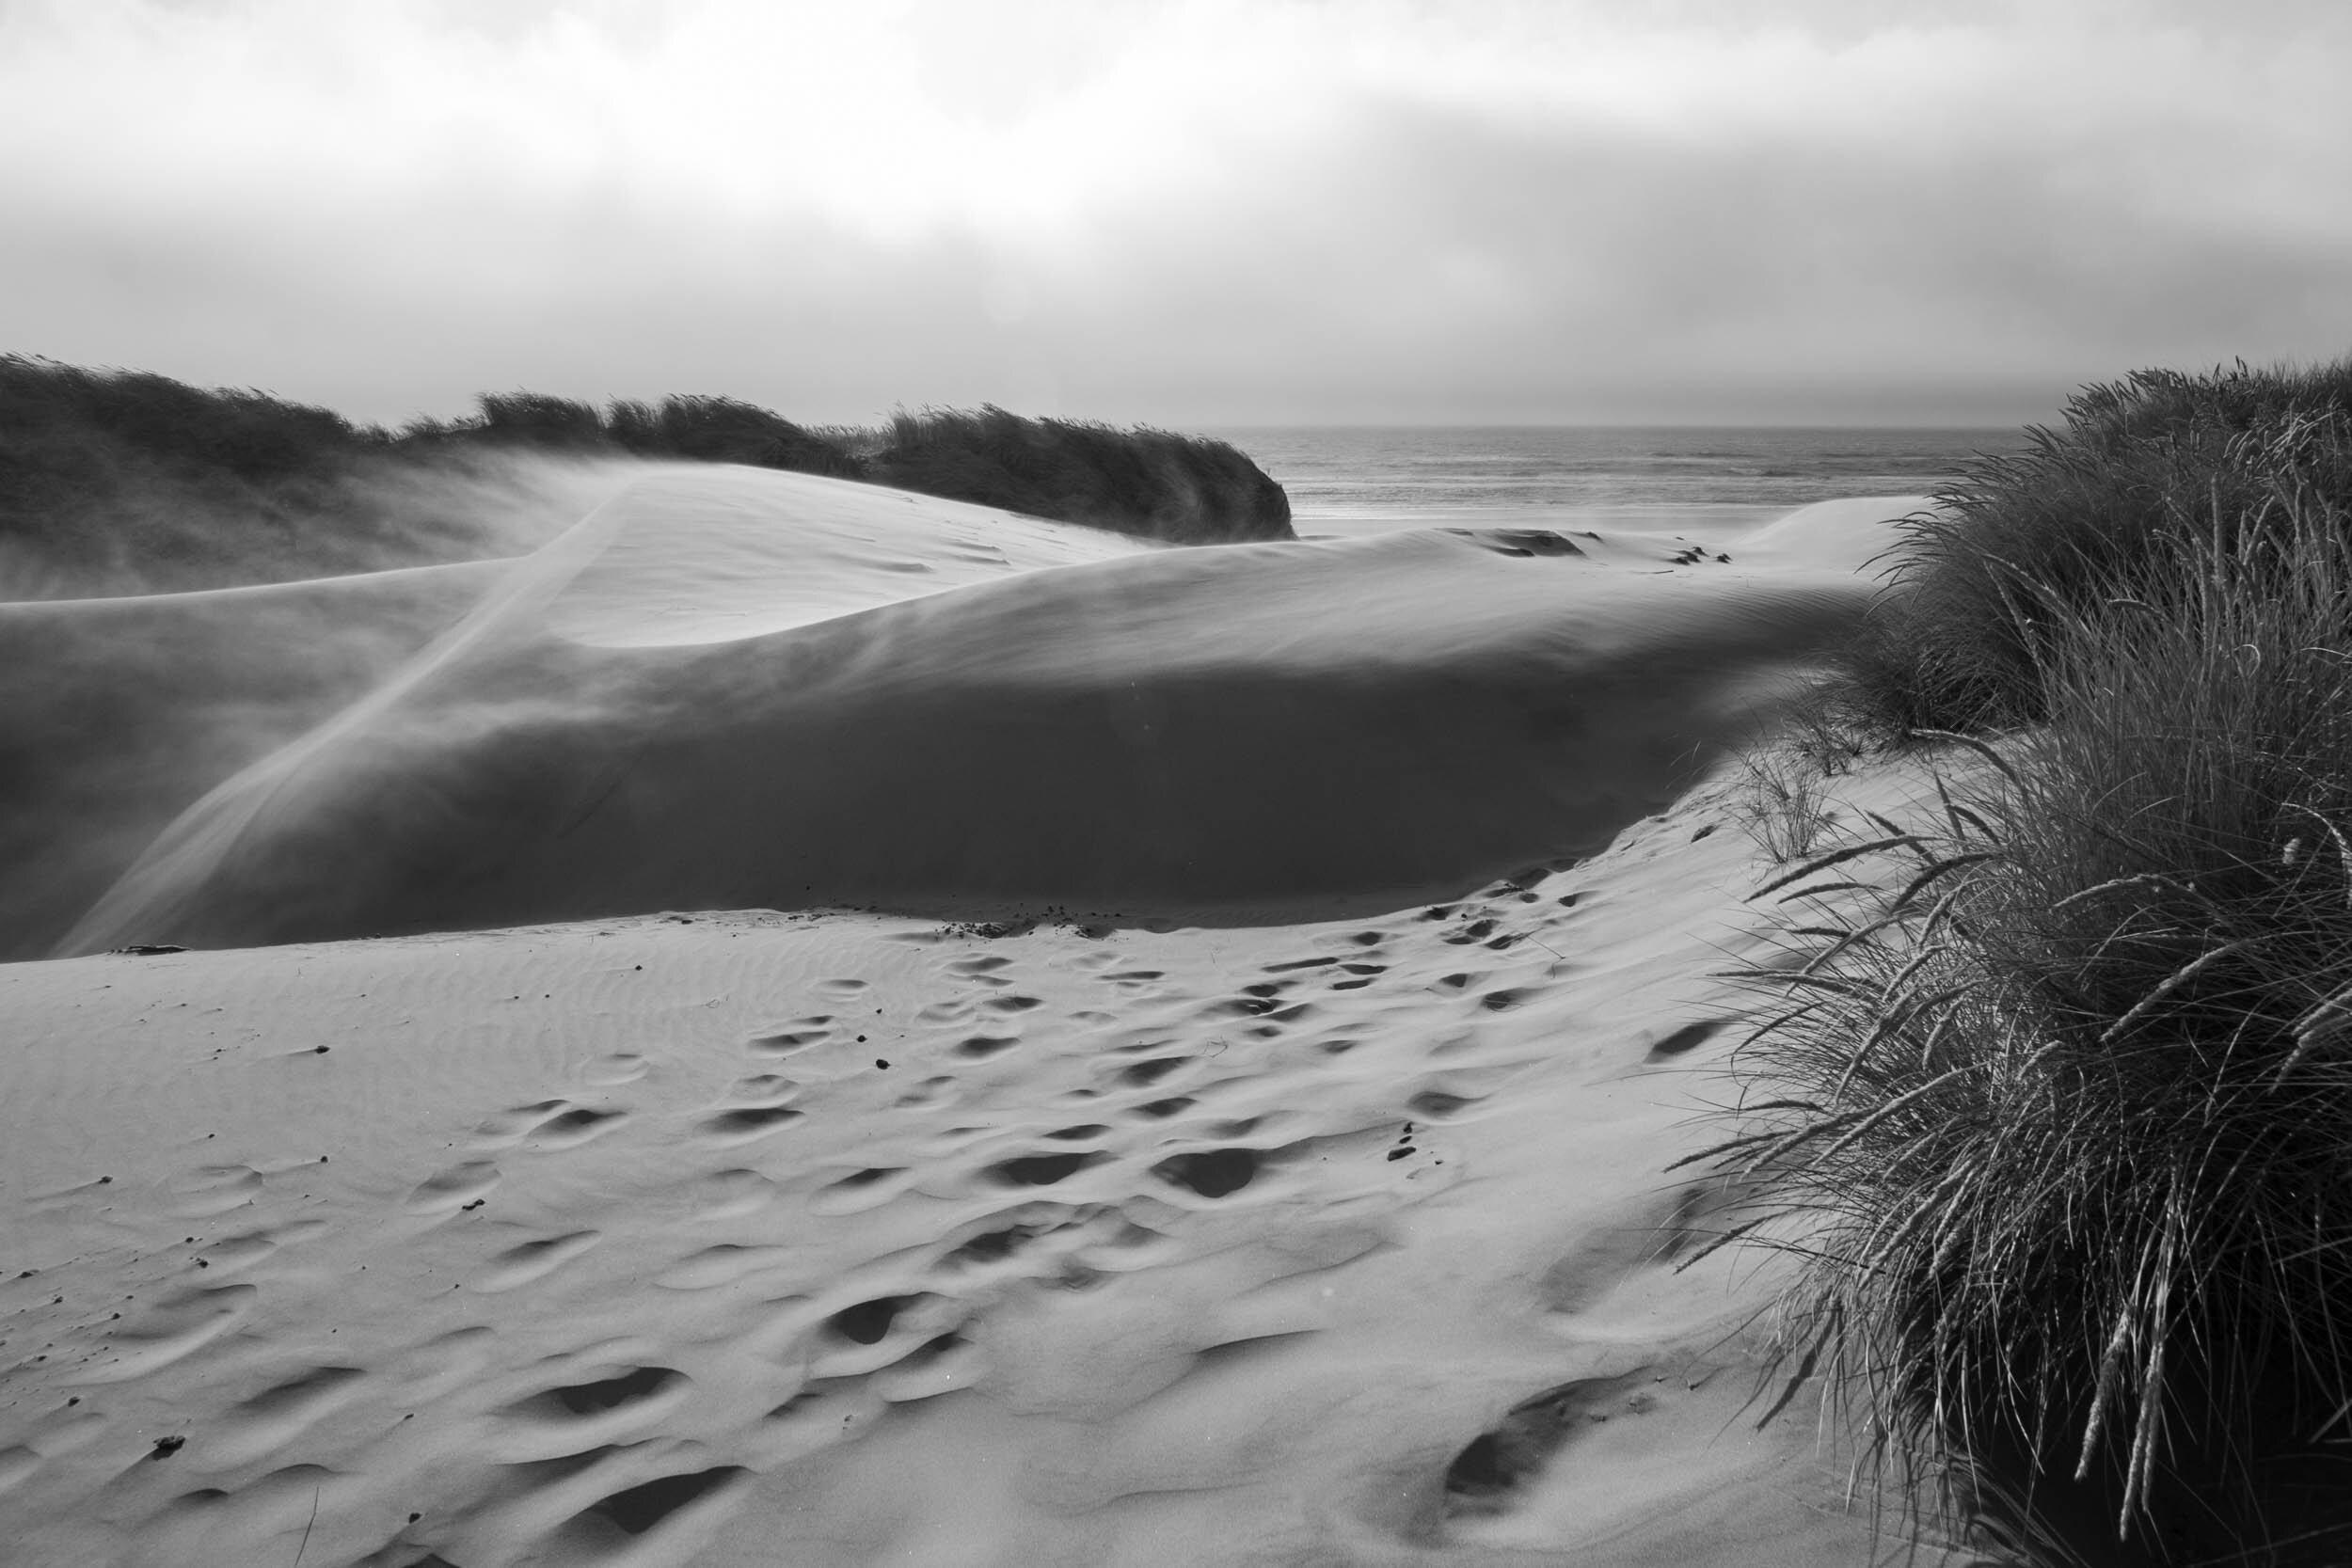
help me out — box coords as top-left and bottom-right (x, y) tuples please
(56, 470), (1907, 957)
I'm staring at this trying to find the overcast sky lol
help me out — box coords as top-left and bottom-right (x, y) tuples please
(4, 0), (2348, 428)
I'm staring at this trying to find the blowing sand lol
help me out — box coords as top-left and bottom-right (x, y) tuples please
(0, 468), (1974, 1566)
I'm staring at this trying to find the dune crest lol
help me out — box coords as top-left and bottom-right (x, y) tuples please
(58, 471), (1912, 955)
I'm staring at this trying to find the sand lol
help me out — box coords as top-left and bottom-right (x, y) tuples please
(0, 467), (1979, 1566)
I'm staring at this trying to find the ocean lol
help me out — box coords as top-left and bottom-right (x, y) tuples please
(1214, 425), (2023, 539)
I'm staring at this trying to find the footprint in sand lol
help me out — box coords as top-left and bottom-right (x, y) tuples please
(761, 1379), (886, 1461)
(166, 1164), (264, 1219)
(981, 993), (1044, 1015)
(892, 1075), (959, 1110)
(404, 1160), (501, 1215)
(580, 1052), (648, 1085)
(541, 1465), (747, 1559)
(872, 1331), (983, 1402)
(475, 1230), (603, 1294)
(1115, 1056), (1188, 1088)
(75, 1281), (256, 1383)
(1537, 1187), (1730, 1320)
(696, 1104), (803, 1143)
(953, 1034), (1021, 1060)
(983, 1150), (1109, 1189)
(655, 1243), (796, 1290)
(141, 1461), (348, 1564)
(936, 1204), (1086, 1271)
(1406, 1085), (1489, 1120)
(807, 1166), (912, 1216)
(1152, 1147), (1262, 1199)
(202, 1364), (368, 1467)
(528, 1104), (629, 1149)
(1642, 1017), (1736, 1063)
(746, 1017), (834, 1057)
(192, 1230), (281, 1276)
(685, 1168), (777, 1219)
(474, 1099), (629, 1150)
(498, 1366), (692, 1441)
(1443, 1371), (1665, 1518)
(472, 1099), (558, 1142)
(809, 1292), (965, 1380)
(0, 1446), (40, 1494)
(489, 1390), (736, 1502)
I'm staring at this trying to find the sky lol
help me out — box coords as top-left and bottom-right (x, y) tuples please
(3, 0), (2349, 429)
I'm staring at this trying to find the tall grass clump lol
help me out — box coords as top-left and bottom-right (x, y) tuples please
(0, 354), (491, 594)
(1845, 356), (2352, 739)
(864, 404), (1292, 545)
(1712, 483), (2352, 1563)
(0, 356), (1293, 594)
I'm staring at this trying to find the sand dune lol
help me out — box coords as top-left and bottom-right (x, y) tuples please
(0, 472), (1969, 1566)
(0, 760), (1969, 1568)
(0, 560), (512, 959)
(58, 469), (1897, 955)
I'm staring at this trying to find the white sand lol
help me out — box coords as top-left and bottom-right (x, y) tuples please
(0, 470), (1976, 1566)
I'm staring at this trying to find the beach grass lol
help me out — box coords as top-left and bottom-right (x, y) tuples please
(1716, 361), (2352, 1563)
(865, 404), (1292, 546)
(0, 355), (1292, 595)
(1840, 357), (2352, 740)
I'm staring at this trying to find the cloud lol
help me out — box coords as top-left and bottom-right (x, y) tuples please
(3, 0), (2349, 425)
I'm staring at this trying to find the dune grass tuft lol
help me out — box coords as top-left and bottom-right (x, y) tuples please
(866, 404), (1291, 546)
(0, 355), (1292, 595)
(1842, 356), (2352, 740)
(1716, 378), (2352, 1563)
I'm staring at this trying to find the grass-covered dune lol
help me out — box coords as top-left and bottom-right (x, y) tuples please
(0, 355), (1293, 596)
(1717, 357), (2352, 1565)
(1840, 356), (2352, 739)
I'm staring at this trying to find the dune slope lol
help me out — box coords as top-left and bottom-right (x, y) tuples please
(0, 561), (509, 959)
(0, 759), (1967, 1568)
(56, 471), (1897, 955)
(0, 477), (1963, 1565)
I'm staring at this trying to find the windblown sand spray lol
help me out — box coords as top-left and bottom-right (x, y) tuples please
(60, 477), (1895, 953)
(58, 478), (647, 956)
(56, 469), (1149, 953)
(0, 456), (645, 959)
(0, 563), (499, 956)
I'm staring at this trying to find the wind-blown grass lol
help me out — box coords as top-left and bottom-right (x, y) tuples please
(1842, 357), (2352, 739)
(0, 356), (1293, 595)
(1714, 434), (2352, 1562)
(864, 405), (1292, 546)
